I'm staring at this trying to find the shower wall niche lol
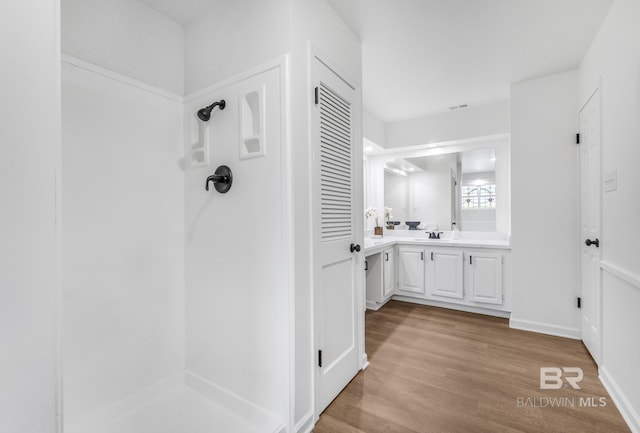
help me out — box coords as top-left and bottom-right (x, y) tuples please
(240, 85), (266, 159)
(189, 116), (211, 167)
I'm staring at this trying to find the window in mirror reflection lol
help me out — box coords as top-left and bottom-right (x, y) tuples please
(462, 185), (496, 209)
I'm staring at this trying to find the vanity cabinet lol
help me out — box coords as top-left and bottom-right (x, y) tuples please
(397, 246), (425, 295)
(427, 249), (463, 299)
(394, 243), (509, 313)
(466, 251), (503, 305)
(382, 248), (395, 299)
(365, 246), (396, 310)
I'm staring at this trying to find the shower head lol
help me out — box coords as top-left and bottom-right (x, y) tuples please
(197, 99), (226, 122)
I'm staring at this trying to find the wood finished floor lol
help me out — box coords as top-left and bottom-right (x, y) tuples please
(313, 301), (629, 433)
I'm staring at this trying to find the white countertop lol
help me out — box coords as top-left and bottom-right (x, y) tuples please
(364, 235), (510, 255)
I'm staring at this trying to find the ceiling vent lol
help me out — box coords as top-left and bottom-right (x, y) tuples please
(449, 104), (469, 110)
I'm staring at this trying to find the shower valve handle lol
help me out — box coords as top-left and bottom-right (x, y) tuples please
(205, 165), (233, 193)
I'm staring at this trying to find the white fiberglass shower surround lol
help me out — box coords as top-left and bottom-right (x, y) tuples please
(61, 3), (291, 433)
(59, 0), (363, 432)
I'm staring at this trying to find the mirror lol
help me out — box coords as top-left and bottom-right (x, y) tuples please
(364, 135), (510, 234)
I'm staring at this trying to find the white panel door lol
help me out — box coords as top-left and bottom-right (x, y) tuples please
(313, 57), (360, 415)
(467, 252), (503, 305)
(428, 249), (463, 299)
(579, 89), (602, 364)
(383, 247), (395, 298)
(397, 247), (425, 294)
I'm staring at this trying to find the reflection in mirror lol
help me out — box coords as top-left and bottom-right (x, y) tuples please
(366, 136), (509, 234)
(384, 153), (458, 231)
(364, 134), (511, 234)
(459, 148), (496, 231)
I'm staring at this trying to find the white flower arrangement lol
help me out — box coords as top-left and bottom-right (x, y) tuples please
(365, 207), (379, 227)
(384, 206), (393, 222)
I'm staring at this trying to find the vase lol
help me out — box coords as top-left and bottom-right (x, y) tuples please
(374, 226), (383, 236)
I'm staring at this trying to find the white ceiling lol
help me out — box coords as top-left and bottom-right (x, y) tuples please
(138, 0), (614, 123)
(460, 148), (495, 174)
(326, 0), (613, 122)
(139, 0), (220, 25)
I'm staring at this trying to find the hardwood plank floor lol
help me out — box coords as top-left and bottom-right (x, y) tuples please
(313, 301), (630, 433)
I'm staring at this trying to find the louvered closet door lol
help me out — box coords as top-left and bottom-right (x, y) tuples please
(313, 58), (360, 415)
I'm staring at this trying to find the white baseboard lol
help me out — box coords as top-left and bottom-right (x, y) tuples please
(366, 296), (394, 311)
(361, 353), (369, 370)
(600, 366), (640, 433)
(366, 300), (382, 310)
(393, 295), (511, 318)
(509, 317), (580, 340)
(295, 411), (315, 433)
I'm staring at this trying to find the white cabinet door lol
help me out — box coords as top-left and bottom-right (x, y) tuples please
(365, 253), (383, 305)
(467, 252), (503, 304)
(428, 249), (463, 299)
(397, 247), (425, 294)
(383, 247), (395, 298)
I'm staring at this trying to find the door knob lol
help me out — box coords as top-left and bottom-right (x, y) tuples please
(350, 243), (361, 253)
(585, 238), (600, 247)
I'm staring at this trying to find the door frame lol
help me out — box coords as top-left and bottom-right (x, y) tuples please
(578, 83), (603, 364)
(309, 44), (365, 420)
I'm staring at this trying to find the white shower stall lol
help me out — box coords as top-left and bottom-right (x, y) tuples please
(60, 1), (292, 432)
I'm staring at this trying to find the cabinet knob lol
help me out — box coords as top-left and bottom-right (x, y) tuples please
(350, 243), (361, 253)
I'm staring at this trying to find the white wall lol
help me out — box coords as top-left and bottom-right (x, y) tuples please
(461, 209), (496, 232)
(0, 1), (60, 431)
(183, 0), (289, 95)
(61, 62), (185, 423)
(363, 109), (386, 147)
(366, 157), (386, 232)
(183, 65), (290, 426)
(407, 155), (455, 230)
(384, 172), (409, 225)
(386, 100), (509, 148)
(461, 172), (496, 232)
(510, 70), (580, 338)
(62, 0), (184, 94)
(290, 0), (362, 429)
(580, 0), (640, 429)
(494, 140), (511, 234)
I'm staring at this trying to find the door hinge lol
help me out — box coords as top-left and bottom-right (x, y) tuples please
(577, 297), (582, 309)
(318, 350), (322, 367)
(314, 87), (319, 105)
(576, 133), (580, 144)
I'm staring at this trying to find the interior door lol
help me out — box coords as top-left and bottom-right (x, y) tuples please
(313, 57), (360, 415)
(579, 90), (602, 364)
